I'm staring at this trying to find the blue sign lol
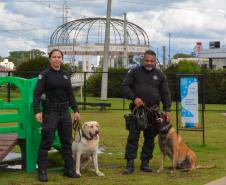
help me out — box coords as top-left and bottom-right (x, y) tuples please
(180, 77), (199, 128)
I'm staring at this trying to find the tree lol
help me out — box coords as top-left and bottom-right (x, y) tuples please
(86, 68), (127, 98)
(8, 49), (46, 67)
(164, 60), (202, 102)
(165, 60), (202, 73)
(15, 56), (71, 79)
(173, 53), (192, 59)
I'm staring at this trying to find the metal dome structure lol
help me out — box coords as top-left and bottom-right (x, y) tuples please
(48, 17), (150, 56)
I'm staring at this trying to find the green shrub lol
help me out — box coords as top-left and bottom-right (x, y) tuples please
(165, 60), (202, 73)
(86, 68), (127, 98)
(163, 60), (202, 102)
(204, 70), (226, 104)
(15, 57), (72, 78)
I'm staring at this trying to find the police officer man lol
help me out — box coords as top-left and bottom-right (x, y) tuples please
(122, 50), (172, 174)
(33, 49), (80, 181)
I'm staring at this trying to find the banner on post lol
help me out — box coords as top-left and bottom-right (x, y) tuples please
(180, 77), (199, 128)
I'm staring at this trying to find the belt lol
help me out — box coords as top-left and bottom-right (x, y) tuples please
(49, 101), (69, 111)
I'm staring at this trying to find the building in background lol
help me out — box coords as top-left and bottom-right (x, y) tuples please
(0, 59), (15, 77)
(0, 59), (15, 70)
(172, 42), (208, 67)
(192, 41), (203, 57)
(199, 41), (226, 69)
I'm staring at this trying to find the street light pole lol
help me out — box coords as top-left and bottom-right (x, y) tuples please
(101, 0), (111, 100)
(123, 12), (128, 68)
(168, 32), (171, 65)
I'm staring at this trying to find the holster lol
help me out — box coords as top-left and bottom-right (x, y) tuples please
(124, 114), (136, 130)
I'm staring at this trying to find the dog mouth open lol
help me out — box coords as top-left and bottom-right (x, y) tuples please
(89, 132), (99, 140)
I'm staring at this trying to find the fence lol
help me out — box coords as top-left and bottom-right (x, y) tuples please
(0, 70), (226, 112)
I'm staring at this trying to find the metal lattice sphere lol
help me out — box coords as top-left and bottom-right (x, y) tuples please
(48, 17), (150, 56)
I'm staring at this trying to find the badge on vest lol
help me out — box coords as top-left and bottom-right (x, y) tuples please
(153, 75), (158, 80)
(63, 75), (68, 79)
(38, 74), (42, 80)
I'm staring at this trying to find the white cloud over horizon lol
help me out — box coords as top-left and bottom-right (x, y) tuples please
(0, 0), (226, 61)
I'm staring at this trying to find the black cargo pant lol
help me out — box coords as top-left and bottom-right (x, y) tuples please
(37, 102), (74, 172)
(124, 110), (158, 161)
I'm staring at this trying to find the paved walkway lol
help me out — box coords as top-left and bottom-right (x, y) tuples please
(205, 177), (226, 185)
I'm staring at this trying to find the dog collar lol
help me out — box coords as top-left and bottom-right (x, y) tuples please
(160, 123), (172, 133)
(81, 131), (93, 140)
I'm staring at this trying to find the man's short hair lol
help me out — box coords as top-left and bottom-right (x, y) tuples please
(144, 50), (156, 57)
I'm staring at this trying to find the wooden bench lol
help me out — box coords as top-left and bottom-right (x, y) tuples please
(77, 102), (111, 111)
(0, 134), (18, 162)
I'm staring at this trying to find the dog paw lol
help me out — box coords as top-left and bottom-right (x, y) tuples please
(76, 172), (81, 177)
(170, 170), (176, 174)
(96, 171), (105, 176)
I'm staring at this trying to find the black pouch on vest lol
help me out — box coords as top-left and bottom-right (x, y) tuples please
(135, 107), (148, 131)
(124, 114), (136, 130)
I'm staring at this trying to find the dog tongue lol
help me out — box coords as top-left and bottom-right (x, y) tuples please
(92, 134), (98, 140)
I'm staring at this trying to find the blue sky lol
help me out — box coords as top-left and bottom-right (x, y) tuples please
(0, 0), (226, 62)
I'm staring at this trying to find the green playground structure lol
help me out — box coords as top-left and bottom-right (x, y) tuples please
(0, 76), (61, 172)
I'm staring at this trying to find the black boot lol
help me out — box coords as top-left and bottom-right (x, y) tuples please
(64, 169), (80, 178)
(140, 160), (152, 172)
(123, 159), (134, 174)
(38, 170), (48, 182)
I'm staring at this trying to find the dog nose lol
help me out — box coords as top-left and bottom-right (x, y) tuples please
(95, 130), (99, 134)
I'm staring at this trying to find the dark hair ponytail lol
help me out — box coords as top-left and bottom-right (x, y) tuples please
(48, 48), (64, 58)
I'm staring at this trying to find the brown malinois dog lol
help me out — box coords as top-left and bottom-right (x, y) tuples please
(156, 114), (216, 173)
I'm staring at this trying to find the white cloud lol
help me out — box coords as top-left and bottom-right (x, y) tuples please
(127, 0), (226, 55)
(0, 0), (226, 58)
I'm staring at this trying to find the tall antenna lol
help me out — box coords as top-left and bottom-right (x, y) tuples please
(62, 0), (69, 24)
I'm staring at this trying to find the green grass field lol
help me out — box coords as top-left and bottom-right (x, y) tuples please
(0, 92), (226, 185)
(0, 109), (226, 185)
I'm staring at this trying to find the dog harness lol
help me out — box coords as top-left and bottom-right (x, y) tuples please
(160, 123), (172, 134)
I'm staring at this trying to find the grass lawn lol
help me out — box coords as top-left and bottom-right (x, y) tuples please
(0, 109), (226, 185)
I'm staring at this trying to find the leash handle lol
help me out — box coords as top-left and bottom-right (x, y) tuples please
(72, 119), (82, 142)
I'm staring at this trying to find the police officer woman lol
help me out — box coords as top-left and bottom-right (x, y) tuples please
(122, 50), (172, 174)
(33, 48), (80, 181)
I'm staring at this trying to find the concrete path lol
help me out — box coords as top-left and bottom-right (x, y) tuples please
(205, 177), (226, 185)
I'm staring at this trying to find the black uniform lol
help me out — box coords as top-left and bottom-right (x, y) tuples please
(122, 65), (171, 161)
(33, 67), (79, 172)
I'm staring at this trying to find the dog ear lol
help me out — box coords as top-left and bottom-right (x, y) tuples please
(96, 121), (100, 127)
(82, 122), (88, 129)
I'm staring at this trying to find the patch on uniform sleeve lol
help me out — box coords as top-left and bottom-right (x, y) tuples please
(128, 69), (132, 73)
(63, 75), (68, 79)
(38, 74), (42, 80)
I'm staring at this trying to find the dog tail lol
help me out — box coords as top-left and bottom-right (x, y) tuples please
(196, 164), (216, 169)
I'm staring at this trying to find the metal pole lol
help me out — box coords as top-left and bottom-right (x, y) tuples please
(163, 46), (166, 68)
(168, 33), (171, 65)
(176, 75), (179, 134)
(101, 0), (112, 100)
(83, 72), (87, 110)
(201, 75), (205, 145)
(7, 71), (11, 102)
(123, 12), (128, 68)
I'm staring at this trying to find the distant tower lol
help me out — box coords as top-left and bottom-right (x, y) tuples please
(62, 0), (69, 24)
(193, 41), (203, 57)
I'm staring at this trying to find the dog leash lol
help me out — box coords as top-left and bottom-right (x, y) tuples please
(72, 119), (82, 142)
(143, 104), (160, 124)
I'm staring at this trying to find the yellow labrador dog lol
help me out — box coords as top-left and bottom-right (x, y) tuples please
(72, 121), (104, 177)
